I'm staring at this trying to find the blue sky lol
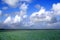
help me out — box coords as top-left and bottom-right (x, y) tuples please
(0, 0), (60, 29)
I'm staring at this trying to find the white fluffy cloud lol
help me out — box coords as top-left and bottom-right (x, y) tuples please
(4, 15), (21, 24)
(53, 3), (60, 11)
(3, 0), (19, 7)
(30, 7), (52, 23)
(19, 3), (28, 17)
(23, 15), (27, 18)
(52, 3), (60, 15)
(13, 15), (21, 23)
(20, 3), (28, 11)
(4, 16), (12, 24)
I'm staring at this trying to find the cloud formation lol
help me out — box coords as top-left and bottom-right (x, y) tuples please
(30, 7), (52, 23)
(0, 2), (60, 29)
(28, 3), (60, 29)
(3, 3), (28, 24)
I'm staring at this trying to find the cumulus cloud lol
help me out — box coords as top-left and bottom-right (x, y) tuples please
(52, 3), (60, 15)
(30, 7), (52, 23)
(3, 0), (19, 7)
(23, 15), (27, 18)
(4, 15), (22, 24)
(52, 3), (60, 11)
(19, 3), (28, 17)
(13, 15), (21, 23)
(20, 3), (28, 11)
(4, 16), (12, 24)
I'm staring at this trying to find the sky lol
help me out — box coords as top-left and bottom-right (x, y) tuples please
(0, 0), (60, 29)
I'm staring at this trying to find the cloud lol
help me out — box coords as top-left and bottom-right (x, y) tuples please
(4, 15), (22, 24)
(4, 2), (28, 23)
(30, 3), (60, 24)
(13, 15), (21, 23)
(30, 7), (52, 23)
(29, 3), (59, 29)
(20, 3), (28, 10)
(52, 3), (60, 11)
(26, 3), (60, 29)
(19, 3), (28, 16)
(3, 0), (19, 7)
(23, 15), (27, 18)
(4, 16), (12, 24)
(52, 3), (60, 15)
